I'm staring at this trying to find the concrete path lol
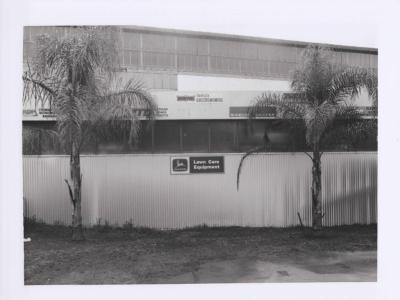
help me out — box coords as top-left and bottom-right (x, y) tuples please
(161, 251), (376, 283)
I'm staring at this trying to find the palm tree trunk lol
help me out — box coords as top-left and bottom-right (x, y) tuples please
(311, 148), (323, 230)
(70, 144), (84, 241)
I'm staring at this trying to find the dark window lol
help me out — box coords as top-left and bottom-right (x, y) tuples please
(265, 120), (301, 152)
(154, 121), (181, 152)
(22, 118), (377, 155)
(23, 127), (41, 155)
(321, 119), (377, 151)
(95, 121), (130, 154)
(135, 123), (153, 152)
(210, 121), (236, 152)
(237, 120), (266, 152)
(236, 120), (304, 152)
(92, 121), (153, 154)
(182, 121), (209, 152)
(23, 122), (63, 155)
(42, 136), (63, 154)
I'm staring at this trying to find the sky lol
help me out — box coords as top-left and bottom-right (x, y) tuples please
(22, 0), (379, 48)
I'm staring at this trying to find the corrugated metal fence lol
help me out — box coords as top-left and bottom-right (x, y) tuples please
(23, 152), (377, 228)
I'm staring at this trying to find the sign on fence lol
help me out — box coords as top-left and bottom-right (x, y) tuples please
(171, 156), (224, 174)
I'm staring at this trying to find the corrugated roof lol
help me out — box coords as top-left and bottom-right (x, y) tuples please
(121, 25), (378, 54)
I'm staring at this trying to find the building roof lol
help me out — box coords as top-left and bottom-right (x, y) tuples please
(121, 25), (377, 55)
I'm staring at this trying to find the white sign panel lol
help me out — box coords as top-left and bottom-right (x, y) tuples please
(23, 90), (375, 121)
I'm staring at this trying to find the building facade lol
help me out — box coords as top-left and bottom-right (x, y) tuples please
(22, 26), (377, 228)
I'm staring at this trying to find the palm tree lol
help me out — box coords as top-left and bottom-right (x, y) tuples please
(237, 45), (377, 230)
(22, 27), (157, 240)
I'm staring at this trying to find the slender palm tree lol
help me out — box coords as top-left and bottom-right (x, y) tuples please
(23, 27), (157, 240)
(237, 45), (377, 230)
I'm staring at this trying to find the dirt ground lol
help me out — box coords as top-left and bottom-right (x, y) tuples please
(24, 224), (377, 284)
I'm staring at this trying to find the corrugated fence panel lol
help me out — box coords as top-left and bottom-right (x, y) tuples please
(23, 152), (377, 228)
(321, 153), (377, 226)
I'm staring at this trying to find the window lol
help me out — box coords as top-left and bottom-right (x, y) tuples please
(154, 121), (181, 152)
(23, 127), (41, 155)
(236, 120), (303, 152)
(237, 120), (266, 152)
(182, 121), (209, 152)
(135, 123), (153, 152)
(23, 122), (64, 155)
(210, 121), (236, 152)
(22, 119), (377, 155)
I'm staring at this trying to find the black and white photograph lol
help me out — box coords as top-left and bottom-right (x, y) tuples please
(1, 0), (400, 299)
(21, 24), (378, 284)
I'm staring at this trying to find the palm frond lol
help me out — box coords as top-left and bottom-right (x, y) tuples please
(328, 67), (378, 105)
(102, 78), (157, 119)
(330, 105), (365, 138)
(92, 78), (157, 145)
(30, 28), (120, 99)
(236, 145), (266, 190)
(249, 92), (306, 120)
(52, 87), (90, 149)
(23, 28), (135, 151)
(334, 105), (362, 120)
(23, 127), (60, 154)
(291, 46), (336, 106)
(22, 62), (56, 112)
(320, 105), (375, 150)
(303, 102), (339, 146)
